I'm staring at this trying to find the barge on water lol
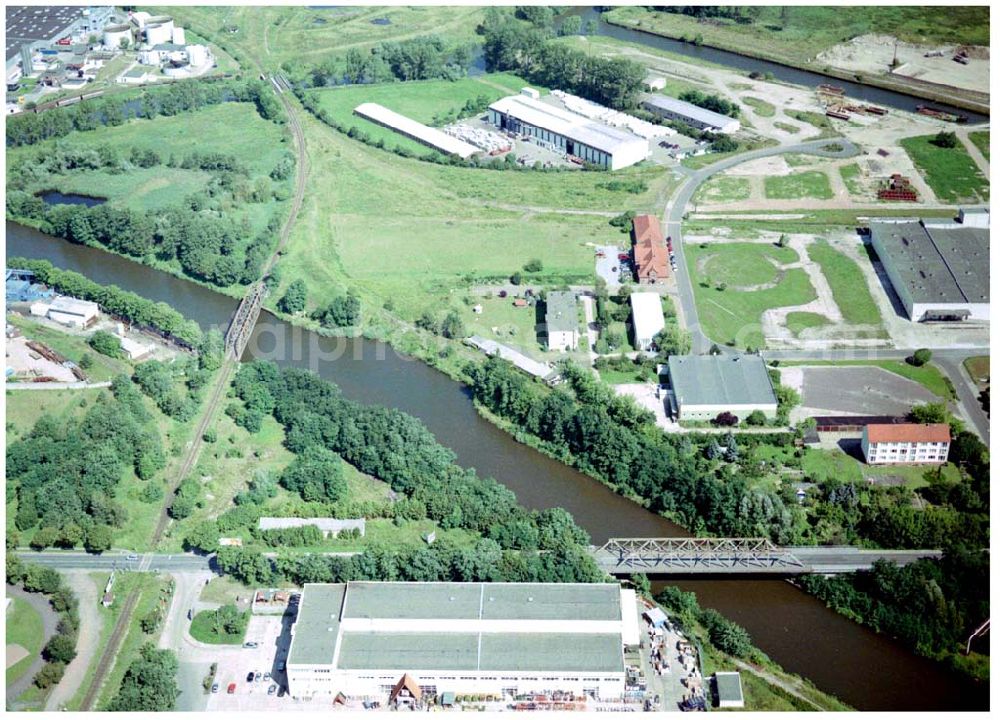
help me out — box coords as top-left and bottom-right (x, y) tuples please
(916, 105), (969, 123)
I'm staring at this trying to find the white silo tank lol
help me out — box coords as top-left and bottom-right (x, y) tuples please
(145, 23), (172, 46)
(103, 23), (132, 48)
(186, 44), (207, 67)
(171, 27), (186, 45)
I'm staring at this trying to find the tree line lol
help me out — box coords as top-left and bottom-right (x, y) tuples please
(478, 7), (646, 110)
(798, 548), (989, 681)
(7, 78), (284, 148)
(106, 643), (180, 711)
(6, 257), (203, 347)
(303, 35), (475, 86)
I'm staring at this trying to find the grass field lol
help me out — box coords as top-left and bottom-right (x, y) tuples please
(838, 163), (866, 197)
(968, 130), (989, 161)
(200, 577), (256, 606)
(7, 103), (292, 236)
(764, 171), (834, 200)
(781, 359), (956, 400)
(806, 240), (882, 326)
(963, 355), (990, 384)
(784, 110), (837, 136)
(694, 176), (751, 204)
(189, 608), (247, 645)
(899, 135), (989, 204)
(5, 387), (104, 443)
(160, 5), (486, 73)
(460, 294), (544, 359)
(274, 106), (662, 343)
(603, 6), (988, 68)
(686, 242), (816, 348)
(741, 96), (775, 117)
(312, 74), (539, 156)
(7, 316), (133, 383)
(785, 311), (831, 336)
(5, 597), (45, 687)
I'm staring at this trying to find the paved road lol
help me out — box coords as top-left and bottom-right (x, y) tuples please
(5, 584), (60, 706)
(661, 138), (861, 356)
(6, 381), (111, 391)
(16, 551), (213, 573)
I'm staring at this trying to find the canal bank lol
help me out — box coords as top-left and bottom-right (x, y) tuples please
(568, 7), (989, 119)
(6, 222), (986, 710)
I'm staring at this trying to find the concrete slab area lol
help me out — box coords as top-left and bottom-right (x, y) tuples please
(790, 366), (938, 416)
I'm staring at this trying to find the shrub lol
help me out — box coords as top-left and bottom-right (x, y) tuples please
(908, 348), (932, 366)
(88, 330), (122, 358)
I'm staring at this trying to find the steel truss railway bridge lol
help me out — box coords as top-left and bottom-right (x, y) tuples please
(590, 538), (941, 575)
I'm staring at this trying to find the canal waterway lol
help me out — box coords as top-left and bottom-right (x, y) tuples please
(564, 7), (988, 123)
(7, 222), (986, 710)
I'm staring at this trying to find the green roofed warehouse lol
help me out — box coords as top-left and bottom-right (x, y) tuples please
(666, 354), (777, 422)
(286, 582), (641, 701)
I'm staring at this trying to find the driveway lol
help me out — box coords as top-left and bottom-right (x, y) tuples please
(44, 572), (100, 711)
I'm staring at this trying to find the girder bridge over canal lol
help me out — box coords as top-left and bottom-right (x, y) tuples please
(590, 538), (942, 575)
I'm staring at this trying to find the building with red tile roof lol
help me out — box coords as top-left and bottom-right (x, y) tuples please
(862, 423), (950, 464)
(631, 214), (669, 285)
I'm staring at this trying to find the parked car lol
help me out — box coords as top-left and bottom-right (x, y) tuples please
(243, 641), (258, 649)
(126, 554), (138, 561)
(211, 682), (219, 694)
(227, 683), (237, 695)
(268, 684), (277, 695)
(246, 671), (255, 683)
(254, 672), (262, 683)
(277, 661), (286, 671)
(263, 672), (271, 681)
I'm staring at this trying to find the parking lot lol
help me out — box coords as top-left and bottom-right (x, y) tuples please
(205, 614), (305, 711)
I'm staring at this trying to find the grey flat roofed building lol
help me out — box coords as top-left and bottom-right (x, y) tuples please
(287, 582), (636, 700)
(545, 291), (579, 351)
(667, 355), (777, 421)
(287, 583), (347, 665)
(869, 217), (989, 321)
(714, 671), (744, 708)
(641, 94), (740, 134)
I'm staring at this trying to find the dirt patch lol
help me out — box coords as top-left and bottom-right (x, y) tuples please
(818, 34), (989, 96)
(6, 644), (29, 669)
(723, 155), (792, 177)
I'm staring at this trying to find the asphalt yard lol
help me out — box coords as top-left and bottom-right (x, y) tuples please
(791, 366), (939, 416)
(205, 614), (301, 711)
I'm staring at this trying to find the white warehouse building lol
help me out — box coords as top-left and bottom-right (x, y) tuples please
(488, 95), (649, 170)
(640, 94), (740, 134)
(629, 292), (665, 351)
(287, 582), (640, 702)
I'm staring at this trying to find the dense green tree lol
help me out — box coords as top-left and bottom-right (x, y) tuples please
(107, 644), (180, 712)
(280, 445), (348, 503)
(88, 330), (122, 358)
(278, 279), (308, 315)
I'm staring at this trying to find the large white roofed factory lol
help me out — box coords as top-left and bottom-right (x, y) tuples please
(286, 581), (641, 701)
(488, 94), (650, 170)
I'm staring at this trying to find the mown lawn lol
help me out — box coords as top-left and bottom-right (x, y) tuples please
(741, 96), (775, 117)
(5, 597), (46, 687)
(765, 171), (834, 200)
(686, 242), (816, 348)
(694, 176), (751, 204)
(189, 608), (247, 645)
(785, 311), (831, 336)
(899, 134), (989, 204)
(460, 294), (544, 359)
(968, 130), (989, 161)
(806, 240), (882, 325)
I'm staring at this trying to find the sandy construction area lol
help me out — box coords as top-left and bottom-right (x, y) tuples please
(818, 34), (989, 96)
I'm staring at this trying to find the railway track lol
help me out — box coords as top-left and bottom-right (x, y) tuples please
(76, 57), (310, 708)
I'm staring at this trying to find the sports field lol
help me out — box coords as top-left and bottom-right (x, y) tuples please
(686, 242), (817, 348)
(6, 597), (45, 687)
